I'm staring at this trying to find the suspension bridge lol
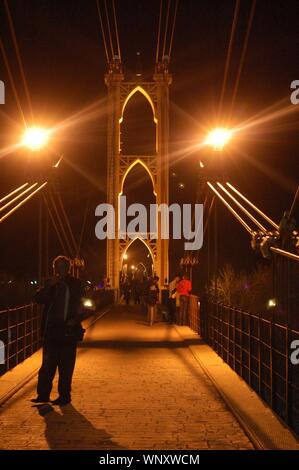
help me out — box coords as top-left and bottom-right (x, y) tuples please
(0, 0), (298, 451)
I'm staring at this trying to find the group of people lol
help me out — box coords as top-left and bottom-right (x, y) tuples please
(119, 272), (192, 327)
(31, 257), (193, 406)
(120, 274), (160, 326)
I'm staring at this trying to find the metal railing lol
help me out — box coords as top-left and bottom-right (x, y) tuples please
(187, 295), (200, 334)
(202, 302), (299, 436)
(0, 290), (115, 377)
(0, 304), (42, 376)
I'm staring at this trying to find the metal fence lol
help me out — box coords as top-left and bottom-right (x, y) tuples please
(187, 295), (200, 334)
(202, 301), (299, 436)
(0, 304), (42, 377)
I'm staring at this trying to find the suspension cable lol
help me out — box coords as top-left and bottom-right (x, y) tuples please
(4, 0), (34, 123)
(207, 182), (253, 234)
(156, 0), (163, 63)
(0, 35), (26, 126)
(104, 0), (115, 60)
(42, 193), (69, 255)
(0, 183), (28, 204)
(96, 0), (110, 64)
(168, 0), (179, 63)
(217, 182), (267, 232)
(204, 195), (215, 237)
(226, 182), (279, 230)
(218, 0), (240, 118)
(0, 182), (47, 224)
(0, 183), (38, 213)
(162, 0), (170, 59)
(229, 0), (257, 119)
(57, 192), (79, 255)
(112, 0), (121, 61)
(48, 190), (74, 258)
(78, 196), (90, 254)
(270, 247), (299, 263)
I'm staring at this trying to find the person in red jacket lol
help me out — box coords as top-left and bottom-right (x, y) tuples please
(176, 274), (192, 325)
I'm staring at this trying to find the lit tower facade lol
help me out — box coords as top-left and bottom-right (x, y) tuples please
(105, 59), (172, 293)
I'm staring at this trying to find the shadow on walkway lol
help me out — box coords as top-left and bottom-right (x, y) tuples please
(34, 404), (124, 450)
(79, 338), (204, 350)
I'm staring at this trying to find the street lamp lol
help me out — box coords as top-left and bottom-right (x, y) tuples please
(22, 127), (49, 151)
(21, 126), (50, 286)
(205, 127), (233, 151)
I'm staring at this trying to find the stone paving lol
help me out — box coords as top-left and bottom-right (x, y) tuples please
(0, 305), (253, 450)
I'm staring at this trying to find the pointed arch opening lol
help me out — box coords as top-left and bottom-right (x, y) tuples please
(120, 159), (156, 196)
(119, 87), (157, 155)
(121, 237), (155, 280)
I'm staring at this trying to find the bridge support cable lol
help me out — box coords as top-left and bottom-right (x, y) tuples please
(270, 247), (299, 263)
(229, 0), (257, 119)
(4, 0), (34, 123)
(42, 193), (69, 256)
(207, 182), (253, 235)
(56, 192), (79, 256)
(218, 0), (240, 118)
(155, 0), (163, 64)
(0, 183), (29, 204)
(289, 185), (299, 218)
(209, 181), (299, 264)
(96, 0), (110, 64)
(0, 35), (26, 126)
(112, 0), (121, 62)
(226, 182), (279, 230)
(155, 0), (179, 66)
(47, 190), (75, 259)
(0, 182), (47, 224)
(78, 195), (90, 255)
(216, 182), (268, 232)
(0, 183), (38, 214)
(96, 0), (122, 68)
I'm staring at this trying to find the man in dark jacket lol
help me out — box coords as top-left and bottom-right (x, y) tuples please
(31, 256), (85, 405)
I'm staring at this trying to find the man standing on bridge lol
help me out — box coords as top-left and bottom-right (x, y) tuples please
(31, 256), (85, 406)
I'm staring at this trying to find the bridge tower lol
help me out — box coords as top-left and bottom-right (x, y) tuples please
(105, 59), (172, 292)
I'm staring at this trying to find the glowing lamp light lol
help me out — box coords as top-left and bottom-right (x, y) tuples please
(22, 127), (49, 151)
(123, 254), (128, 260)
(267, 298), (277, 309)
(82, 298), (95, 309)
(131, 265), (135, 270)
(205, 127), (233, 151)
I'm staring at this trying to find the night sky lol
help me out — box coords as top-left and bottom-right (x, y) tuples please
(0, 0), (299, 290)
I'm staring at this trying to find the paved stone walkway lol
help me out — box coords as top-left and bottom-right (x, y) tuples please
(0, 306), (253, 450)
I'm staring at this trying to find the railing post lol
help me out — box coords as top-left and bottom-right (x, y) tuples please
(270, 318), (274, 409)
(248, 313), (252, 388)
(258, 314), (262, 395)
(233, 306), (236, 372)
(6, 308), (10, 372)
(285, 325), (290, 425)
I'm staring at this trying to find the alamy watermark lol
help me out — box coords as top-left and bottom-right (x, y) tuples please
(0, 340), (5, 364)
(0, 80), (5, 104)
(95, 196), (203, 251)
(290, 80), (299, 104)
(290, 340), (299, 365)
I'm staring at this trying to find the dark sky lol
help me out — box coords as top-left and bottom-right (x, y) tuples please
(0, 0), (299, 286)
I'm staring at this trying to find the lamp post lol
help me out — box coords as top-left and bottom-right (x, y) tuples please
(21, 126), (50, 286)
(204, 127), (233, 304)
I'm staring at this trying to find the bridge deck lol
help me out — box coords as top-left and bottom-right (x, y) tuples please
(0, 305), (254, 450)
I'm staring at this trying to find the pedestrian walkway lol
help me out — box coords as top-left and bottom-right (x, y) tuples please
(0, 305), (254, 450)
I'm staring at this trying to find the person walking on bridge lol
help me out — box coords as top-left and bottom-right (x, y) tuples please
(31, 256), (85, 406)
(176, 274), (192, 325)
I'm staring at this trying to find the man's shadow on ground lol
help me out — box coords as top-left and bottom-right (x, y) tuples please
(33, 404), (124, 450)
